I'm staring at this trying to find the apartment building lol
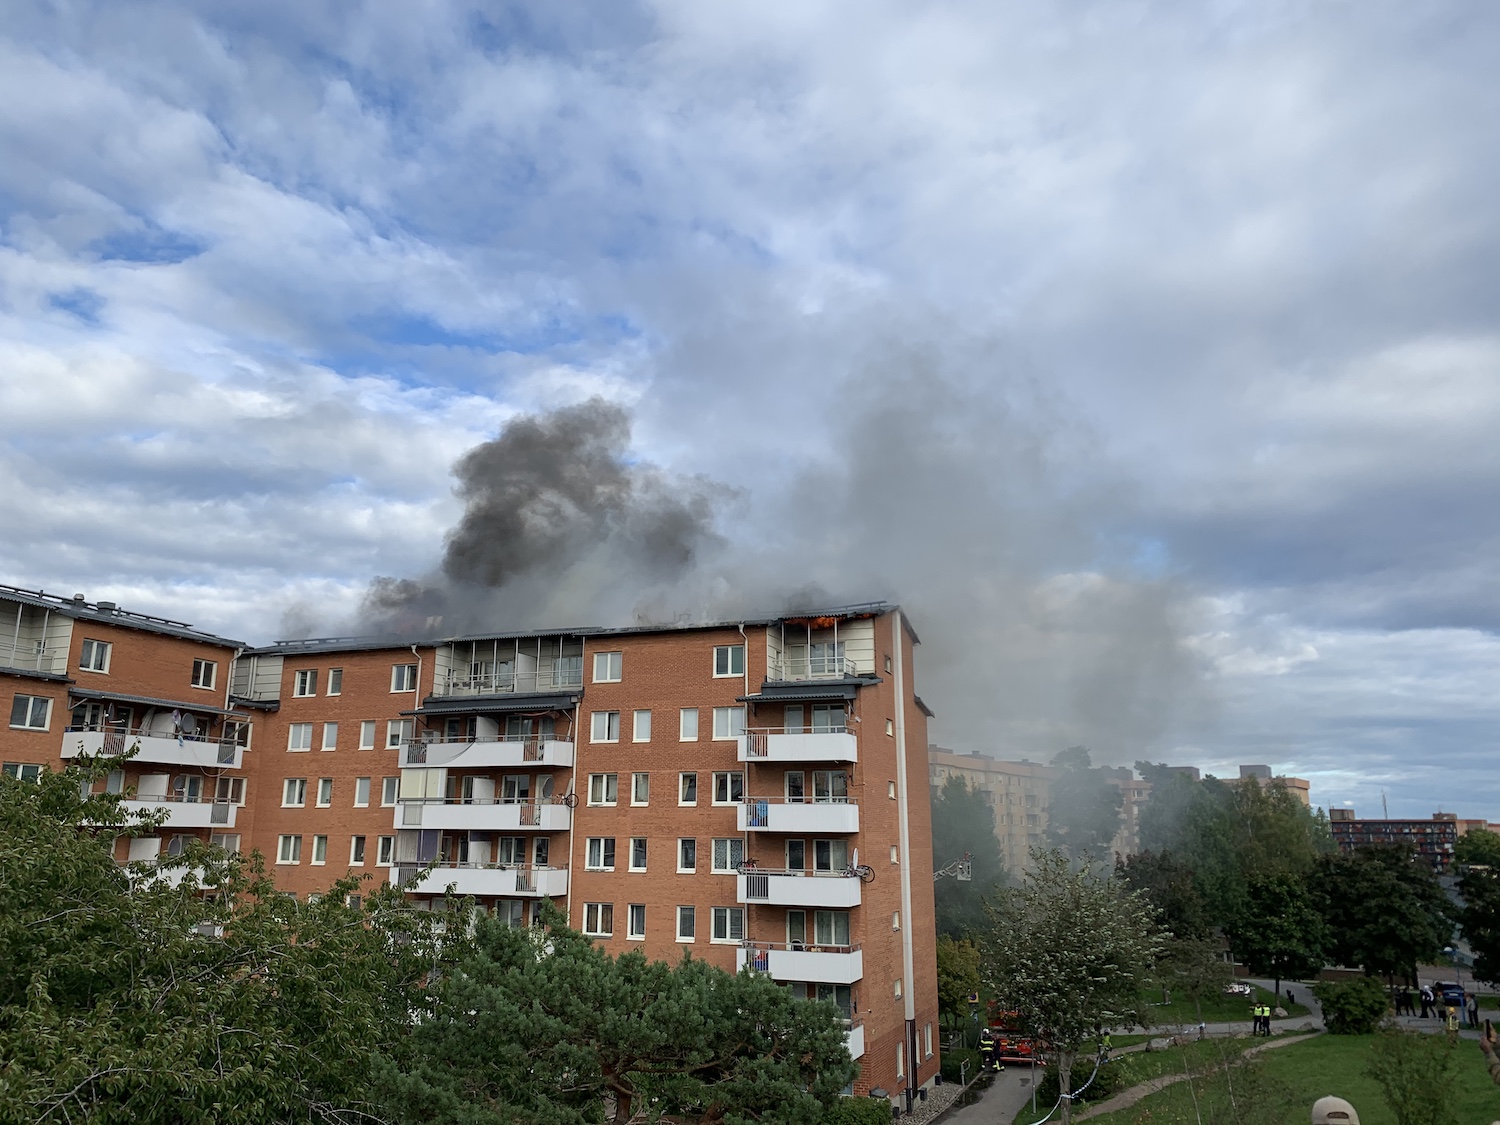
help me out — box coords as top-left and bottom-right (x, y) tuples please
(1329, 808), (1462, 873)
(0, 583), (249, 877)
(226, 603), (940, 1104)
(928, 748), (1053, 870)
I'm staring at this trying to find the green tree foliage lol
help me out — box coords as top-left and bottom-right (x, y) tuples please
(378, 903), (856, 1125)
(0, 754), (455, 1125)
(1313, 977), (1390, 1034)
(1045, 747), (1123, 863)
(1456, 830), (1500, 987)
(1367, 1028), (1458, 1125)
(1313, 846), (1452, 984)
(822, 1098), (895, 1125)
(1455, 828), (1500, 868)
(935, 935), (981, 1035)
(1224, 874), (1329, 997)
(980, 849), (1165, 1125)
(1116, 850), (1212, 940)
(931, 775), (1006, 938)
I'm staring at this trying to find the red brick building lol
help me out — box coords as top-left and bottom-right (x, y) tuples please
(3, 589), (941, 1106)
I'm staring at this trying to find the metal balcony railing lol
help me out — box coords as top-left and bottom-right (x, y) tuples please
(404, 735), (563, 764)
(765, 655), (859, 682)
(741, 724), (848, 756)
(68, 723), (241, 763)
(740, 939), (861, 971)
(0, 640), (67, 675)
(437, 668), (584, 696)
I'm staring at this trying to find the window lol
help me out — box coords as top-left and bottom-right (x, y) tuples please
(711, 838), (744, 873)
(287, 723), (313, 752)
(896, 1043), (905, 1080)
(322, 722), (338, 751)
(391, 664), (417, 692)
(293, 669), (317, 697)
(311, 835), (328, 865)
(191, 659), (217, 689)
(888, 781), (897, 799)
(629, 837), (647, 871)
(632, 709), (651, 742)
(711, 706), (745, 740)
(585, 837), (617, 871)
(678, 838), (697, 873)
(350, 836), (367, 865)
(347, 894), (362, 911)
(592, 651), (622, 683)
(811, 705), (846, 733)
(2, 762), (42, 782)
(214, 777), (246, 805)
(890, 845), (899, 865)
(679, 772), (697, 805)
(813, 770), (849, 802)
(892, 910), (901, 931)
(79, 638), (111, 673)
(583, 903), (614, 937)
(387, 719), (413, 748)
(894, 978), (903, 1000)
(327, 668), (343, 695)
(588, 773), (618, 806)
(382, 777), (399, 806)
(814, 839), (850, 872)
(210, 832), (240, 853)
(590, 711), (620, 743)
(377, 836), (395, 865)
(277, 835), (302, 864)
(316, 778), (333, 807)
(9, 695), (51, 731)
(677, 905), (696, 942)
(924, 1023), (934, 1059)
(679, 708), (699, 741)
(359, 721), (376, 750)
(711, 906), (745, 943)
(354, 777), (371, 807)
(713, 644), (746, 677)
(712, 771), (744, 805)
(627, 904), (646, 940)
(787, 910), (807, 946)
(786, 839), (806, 871)
(631, 772), (650, 806)
(283, 778), (307, 807)
(815, 910), (851, 946)
(885, 654), (893, 673)
(886, 719), (894, 736)
(810, 641), (845, 676)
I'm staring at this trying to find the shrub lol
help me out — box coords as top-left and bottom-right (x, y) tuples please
(1032, 1055), (1125, 1107)
(940, 1047), (979, 1083)
(1367, 1028), (1458, 1125)
(1315, 977), (1390, 1034)
(823, 1095), (894, 1125)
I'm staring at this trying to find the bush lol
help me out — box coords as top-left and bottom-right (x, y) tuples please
(1032, 1056), (1125, 1107)
(1315, 978), (1390, 1034)
(823, 1096), (894, 1125)
(1367, 1028), (1458, 1125)
(940, 1047), (979, 1083)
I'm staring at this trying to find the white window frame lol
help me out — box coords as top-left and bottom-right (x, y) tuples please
(712, 771), (744, 806)
(350, 835), (367, 865)
(631, 772), (649, 806)
(711, 906), (745, 944)
(377, 836), (395, 866)
(277, 834), (302, 864)
(585, 837), (617, 871)
(583, 902), (614, 937)
(287, 723), (313, 752)
(386, 719), (412, 749)
(896, 1042), (905, 1080)
(190, 658), (217, 689)
(381, 777), (399, 807)
(632, 709), (651, 742)
(713, 644), (745, 678)
(592, 651), (622, 683)
(321, 722), (338, 751)
(316, 777), (333, 807)
(311, 834), (328, 865)
(679, 772), (697, 805)
(9, 695), (51, 731)
(590, 711), (621, 743)
(677, 905), (696, 943)
(391, 663), (418, 692)
(78, 638), (111, 673)
(679, 707), (699, 741)
(327, 668), (343, 696)
(925, 1023), (934, 1059)
(588, 773), (618, 806)
(2, 762), (43, 782)
(629, 837), (647, 872)
(354, 777), (371, 807)
(678, 838), (697, 873)
(359, 720), (376, 750)
(627, 903), (646, 941)
(711, 837), (744, 874)
(711, 706), (745, 741)
(282, 778), (307, 807)
(293, 669), (317, 697)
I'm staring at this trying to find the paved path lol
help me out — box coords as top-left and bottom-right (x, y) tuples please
(939, 1065), (1052, 1125)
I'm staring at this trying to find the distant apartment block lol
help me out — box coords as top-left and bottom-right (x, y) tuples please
(927, 748), (1055, 869)
(1328, 808), (1491, 873)
(0, 585), (939, 1105)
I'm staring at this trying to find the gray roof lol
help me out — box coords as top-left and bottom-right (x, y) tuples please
(0, 582), (245, 648)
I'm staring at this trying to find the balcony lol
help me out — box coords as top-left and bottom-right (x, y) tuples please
(0, 640), (67, 676)
(395, 798), (573, 832)
(737, 868), (863, 908)
(739, 729), (857, 764)
(399, 863), (569, 898)
(435, 668), (584, 698)
(121, 796), (237, 829)
(846, 1020), (866, 1060)
(738, 798), (859, 834)
(766, 655), (860, 682)
(401, 737), (574, 770)
(62, 727), (244, 770)
(738, 941), (864, 985)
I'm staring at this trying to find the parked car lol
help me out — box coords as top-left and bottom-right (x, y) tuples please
(1435, 981), (1467, 1007)
(1222, 982), (1253, 997)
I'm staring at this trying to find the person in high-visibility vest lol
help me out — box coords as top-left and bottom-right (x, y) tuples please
(979, 1027), (997, 1073)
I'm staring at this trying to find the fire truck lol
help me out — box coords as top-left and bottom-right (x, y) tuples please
(987, 1006), (1044, 1065)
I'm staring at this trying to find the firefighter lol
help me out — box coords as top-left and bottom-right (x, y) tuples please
(979, 1027), (997, 1072)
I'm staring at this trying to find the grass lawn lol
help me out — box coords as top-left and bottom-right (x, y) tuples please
(1141, 983), (1309, 1028)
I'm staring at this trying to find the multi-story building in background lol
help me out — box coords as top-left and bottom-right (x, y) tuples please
(1329, 808), (1470, 873)
(927, 748), (1054, 870)
(1237, 763), (1312, 807)
(1, 588), (939, 1107)
(1102, 767), (1152, 856)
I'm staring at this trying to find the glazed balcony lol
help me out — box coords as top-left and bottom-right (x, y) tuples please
(398, 863), (569, 899)
(395, 797), (573, 832)
(738, 797), (859, 834)
(62, 727), (243, 770)
(738, 728), (857, 764)
(400, 737), (574, 770)
(736, 868), (864, 908)
(737, 941), (864, 985)
(121, 796), (237, 829)
(435, 668), (583, 698)
(765, 654), (860, 682)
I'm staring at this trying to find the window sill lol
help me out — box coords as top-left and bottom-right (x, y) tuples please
(189, 684), (216, 691)
(9, 725), (49, 732)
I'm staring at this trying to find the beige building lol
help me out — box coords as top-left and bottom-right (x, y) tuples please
(1237, 764), (1311, 807)
(927, 747), (1054, 870)
(1102, 767), (1152, 857)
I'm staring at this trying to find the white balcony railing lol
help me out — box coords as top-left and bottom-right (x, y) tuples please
(121, 796), (238, 829)
(738, 941), (864, 985)
(401, 737), (574, 770)
(0, 640), (68, 675)
(396, 797), (573, 832)
(398, 863), (569, 899)
(766, 655), (859, 682)
(736, 868), (864, 908)
(738, 729), (857, 764)
(738, 797), (859, 834)
(62, 728), (244, 770)
(435, 668), (584, 697)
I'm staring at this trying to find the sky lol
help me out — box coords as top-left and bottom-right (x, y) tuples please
(2, 0), (1498, 817)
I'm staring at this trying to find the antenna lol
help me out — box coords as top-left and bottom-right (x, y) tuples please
(1382, 791), (1389, 818)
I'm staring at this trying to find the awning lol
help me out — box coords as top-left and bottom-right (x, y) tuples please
(67, 687), (245, 718)
(410, 692), (580, 716)
(739, 680), (873, 704)
(914, 695), (936, 718)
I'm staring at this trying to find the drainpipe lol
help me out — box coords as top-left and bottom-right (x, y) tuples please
(567, 635), (586, 929)
(891, 611), (917, 1109)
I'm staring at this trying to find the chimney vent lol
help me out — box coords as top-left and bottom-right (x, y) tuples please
(96, 601), (117, 612)
(72, 594), (86, 604)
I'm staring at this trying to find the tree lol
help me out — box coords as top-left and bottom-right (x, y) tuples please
(935, 935), (981, 1038)
(931, 774), (1006, 938)
(1314, 846), (1452, 988)
(1458, 839), (1500, 987)
(379, 903), (856, 1125)
(0, 753), (456, 1125)
(1367, 1028), (1458, 1125)
(1455, 828), (1500, 868)
(1314, 977), (1390, 1034)
(1115, 850), (1212, 941)
(980, 849), (1165, 1125)
(1045, 747), (1122, 863)
(1224, 874), (1329, 999)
